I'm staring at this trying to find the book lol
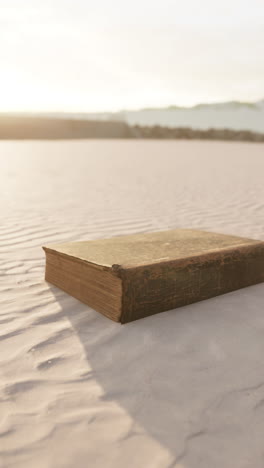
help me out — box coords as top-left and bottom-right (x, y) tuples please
(43, 229), (264, 323)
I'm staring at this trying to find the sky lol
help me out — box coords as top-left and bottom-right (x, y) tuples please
(0, 0), (264, 112)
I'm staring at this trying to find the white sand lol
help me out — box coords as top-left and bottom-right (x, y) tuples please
(1, 140), (264, 468)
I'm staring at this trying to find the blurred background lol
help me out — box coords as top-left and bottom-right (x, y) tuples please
(1, 0), (264, 140)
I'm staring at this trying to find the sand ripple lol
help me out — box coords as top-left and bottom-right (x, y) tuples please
(1, 140), (264, 468)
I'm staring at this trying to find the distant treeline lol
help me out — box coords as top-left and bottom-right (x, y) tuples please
(0, 115), (264, 142)
(132, 125), (264, 142)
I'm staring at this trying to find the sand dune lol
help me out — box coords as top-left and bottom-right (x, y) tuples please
(0, 116), (131, 139)
(1, 140), (264, 468)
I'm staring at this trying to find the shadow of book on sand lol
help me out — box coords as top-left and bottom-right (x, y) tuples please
(47, 282), (264, 467)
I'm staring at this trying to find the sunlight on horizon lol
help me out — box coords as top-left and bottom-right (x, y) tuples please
(1, 0), (264, 112)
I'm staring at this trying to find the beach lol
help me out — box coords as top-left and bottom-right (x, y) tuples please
(1, 139), (264, 468)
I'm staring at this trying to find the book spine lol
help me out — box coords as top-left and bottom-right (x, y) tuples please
(119, 243), (264, 323)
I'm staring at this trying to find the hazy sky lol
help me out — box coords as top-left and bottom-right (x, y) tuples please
(0, 0), (264, 112)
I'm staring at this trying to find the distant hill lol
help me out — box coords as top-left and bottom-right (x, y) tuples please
(83, 99), (264, 133)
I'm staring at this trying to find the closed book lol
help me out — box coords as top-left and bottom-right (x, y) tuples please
(43, 229), (264, 323)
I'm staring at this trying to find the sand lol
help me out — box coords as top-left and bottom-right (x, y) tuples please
(1, 140), (264, 468)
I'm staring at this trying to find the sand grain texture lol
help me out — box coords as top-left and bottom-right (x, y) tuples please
(1, 140), (264, 468)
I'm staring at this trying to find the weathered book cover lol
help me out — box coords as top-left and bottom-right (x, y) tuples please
(43, 229), (264, 323)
